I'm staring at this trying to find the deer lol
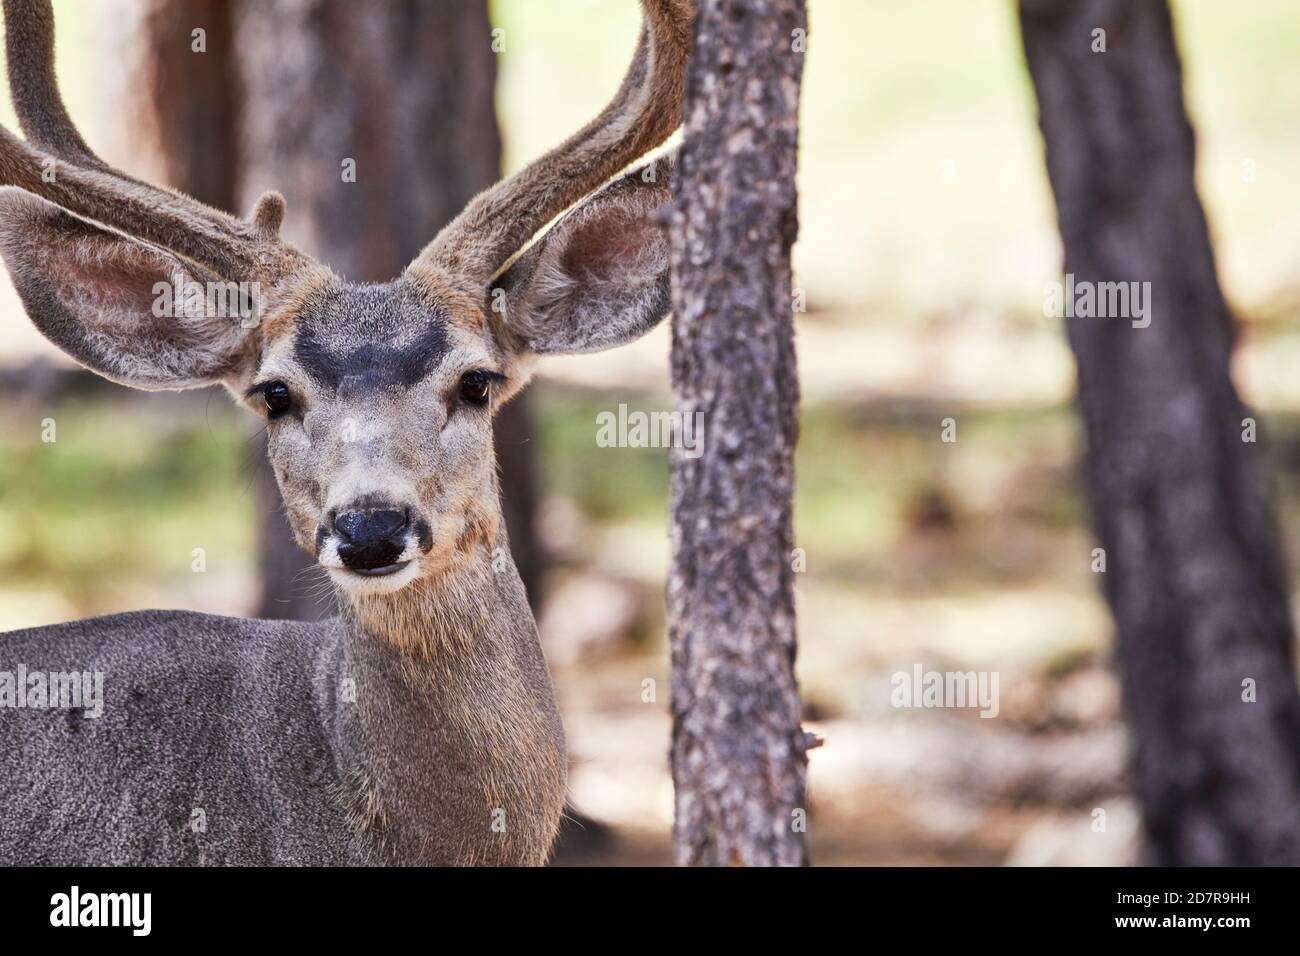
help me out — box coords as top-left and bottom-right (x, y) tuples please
(0, 0), (692, 865)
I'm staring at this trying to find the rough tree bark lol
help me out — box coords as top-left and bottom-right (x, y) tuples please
(229, 0), (540, 618)
(667, 0), (811, 866)
(1019, 0), (1300, 864)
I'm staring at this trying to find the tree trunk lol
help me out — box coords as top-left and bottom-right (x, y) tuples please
(667, 0), (810, 867)
(1019, 0), (1300, 864)
(94, 1), (237, 204)
(230, 0), (540, 618)
(119, 0), (238, 211)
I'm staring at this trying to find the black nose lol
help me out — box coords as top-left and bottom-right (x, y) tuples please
(333, 508), (408, 571)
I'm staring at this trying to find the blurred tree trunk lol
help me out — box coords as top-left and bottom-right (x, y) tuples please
(667, 0), (811, 867)
(125, 0), (541, 620)
(1019, 0), (1300, 864)
(125, 0), (238, 211)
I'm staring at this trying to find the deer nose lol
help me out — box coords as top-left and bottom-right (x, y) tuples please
(333, 508), (409, 572)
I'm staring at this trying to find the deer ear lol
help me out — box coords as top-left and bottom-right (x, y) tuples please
(492, 155), (674, 355)
(0, 187), (256, 390)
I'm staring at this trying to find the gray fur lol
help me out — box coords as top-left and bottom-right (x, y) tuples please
(0, 530), (565, 866)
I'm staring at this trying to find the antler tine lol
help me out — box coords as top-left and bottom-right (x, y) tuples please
(0, 0), (296, 281)
(413, 0), (693, 288)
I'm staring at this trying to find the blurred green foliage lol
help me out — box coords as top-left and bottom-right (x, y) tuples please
(0, 401), (253, 604)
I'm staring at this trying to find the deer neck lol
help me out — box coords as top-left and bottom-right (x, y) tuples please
(342, 537), (506, 660)
(316, 529), (566, 864)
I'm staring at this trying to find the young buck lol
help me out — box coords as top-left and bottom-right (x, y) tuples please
(0, 0), (691, 865)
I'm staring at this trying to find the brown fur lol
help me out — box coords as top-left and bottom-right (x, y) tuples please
(252, 266), (334, 355)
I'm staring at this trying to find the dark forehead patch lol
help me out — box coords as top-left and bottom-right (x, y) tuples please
(293, 281), (452, 391)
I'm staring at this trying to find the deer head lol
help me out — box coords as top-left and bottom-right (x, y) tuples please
(0, 0), (692, 600)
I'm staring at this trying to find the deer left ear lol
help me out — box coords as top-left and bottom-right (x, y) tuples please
(492, 155), (674, 355)
(0, 187), (257, 390)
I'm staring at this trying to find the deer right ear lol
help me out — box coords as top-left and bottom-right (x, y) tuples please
(490, 155), (674, 356)
(0, 186), (256, 390)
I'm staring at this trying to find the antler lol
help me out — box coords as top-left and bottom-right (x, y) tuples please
(412, 0), (693, 288)
(0, 0), (297, 280)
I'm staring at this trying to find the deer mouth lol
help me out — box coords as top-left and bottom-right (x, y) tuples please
(344, 561), (411, 578)
(325, 558), (422, 596)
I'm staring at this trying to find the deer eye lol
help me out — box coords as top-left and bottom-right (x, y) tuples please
(263, 381), (293, 418)
(459, 370), (491, 406)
